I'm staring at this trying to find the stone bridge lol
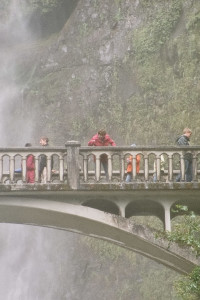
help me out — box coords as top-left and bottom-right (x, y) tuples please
(0, 142), (200, 274)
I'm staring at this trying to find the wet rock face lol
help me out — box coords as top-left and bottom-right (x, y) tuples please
(3, 0), (200, 148)
(27, 0), (79, 39)
(21, 0), (144, 145)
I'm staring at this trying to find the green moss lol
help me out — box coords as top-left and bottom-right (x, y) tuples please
(119, 0), (200, 144)
(133, 0), (182, 63)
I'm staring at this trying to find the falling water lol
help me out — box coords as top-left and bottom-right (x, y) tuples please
(0, 2), (77, 299)
(0, 0), (32, 146)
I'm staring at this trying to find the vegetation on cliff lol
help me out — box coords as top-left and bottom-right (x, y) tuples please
(129, 0), (200, 144)
(12, 0), (199, 147)
(82, 235), (179, 300)
(164, 206), (200, 300)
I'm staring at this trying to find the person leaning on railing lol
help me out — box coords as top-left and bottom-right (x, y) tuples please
(176, 127), (193, 182)
(88, 129), (116, 180)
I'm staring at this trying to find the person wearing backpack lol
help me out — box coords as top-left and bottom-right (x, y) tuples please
(176, 128), (192, 182)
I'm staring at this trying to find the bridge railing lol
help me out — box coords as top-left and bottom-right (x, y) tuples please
(0, 147), (68, 184)
(79, 145), (200, 184)
(0, 143), (200, 188)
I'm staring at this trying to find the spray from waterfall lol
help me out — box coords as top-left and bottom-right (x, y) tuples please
(0, 0), (34, 146)
(0, 2), (76, 299)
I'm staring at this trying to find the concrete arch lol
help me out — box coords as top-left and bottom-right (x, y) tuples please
(171, 199), (200, 220)
(82, 199), (120, 215)
(125, 200), (165, 223)
(0, 197), (199, 275)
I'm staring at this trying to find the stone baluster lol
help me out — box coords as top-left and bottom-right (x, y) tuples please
(156, 155), (161, 182)
(95, 155), (101, 182)
(22, 155), (27, 183)
(144, 154), (149, 181)
(180, 153), (185, 181)
(83, 155), (88, 182)
(168, 154), (173, 182)
(192, 152), (197, 182)
(59, 155), (64, 182)
(47, 155), (52, 183)
(9, 155), (15, 183)
(108, 154), (112, 181)
(0, 156), (3, 183)
(66, 141), (81, 189)
(120, 154), (125, 181)
(132, 155), (137, 181)
(35, 155), (39, 183)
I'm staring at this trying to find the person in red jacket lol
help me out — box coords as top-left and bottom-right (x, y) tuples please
(25, 143), (35, 183)
(88, 129), (116, 179)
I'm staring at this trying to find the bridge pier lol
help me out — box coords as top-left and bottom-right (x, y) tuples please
(65, 141), (81, 190)
(163, 201), (174, 232)
(118, 204), (126, 217)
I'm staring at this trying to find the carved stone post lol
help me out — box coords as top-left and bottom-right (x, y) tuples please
(180, 153), (185, 181)
(35, 156), (39, 183)
(22, 155), (26, 183)
(95, 156), (101, 182)
(9, 155), (15, 183)
(0, 156), (2, 183)
(132, 156), (137, 181)
(108, 155), (112, 181)
(192, 152), (197, 182)
(83, 155), (88, 182)
(156, 155), (161, 182)
(144, 154), (149, 181)
(65, 141), (81, 189)
(59, 155), (64, 182)
(168, 154), (173, 182)
(47, 156), (52, 183)
(120, 154), (125, 181)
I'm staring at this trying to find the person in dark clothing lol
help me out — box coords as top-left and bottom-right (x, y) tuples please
(176, 128), (192, 182)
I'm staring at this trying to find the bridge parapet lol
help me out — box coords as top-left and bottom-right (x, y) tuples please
(0, 143), (200, 188)
(80, 145), (200, 183)
(0, 146), (67, 184)
(80, 146), (200, 182)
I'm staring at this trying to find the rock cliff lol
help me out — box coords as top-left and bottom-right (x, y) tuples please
(3, 0), (200, 147)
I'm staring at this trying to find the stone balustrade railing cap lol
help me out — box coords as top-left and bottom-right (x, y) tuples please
(65, 141), (81, 147)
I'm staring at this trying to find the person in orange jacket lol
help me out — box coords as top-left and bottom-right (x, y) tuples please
(125, 144), (140, 182)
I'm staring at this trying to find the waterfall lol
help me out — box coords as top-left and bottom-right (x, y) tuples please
(0, 0), (35, 146)
(0, 224), (77, 299)
(0, 2), (76, 299)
